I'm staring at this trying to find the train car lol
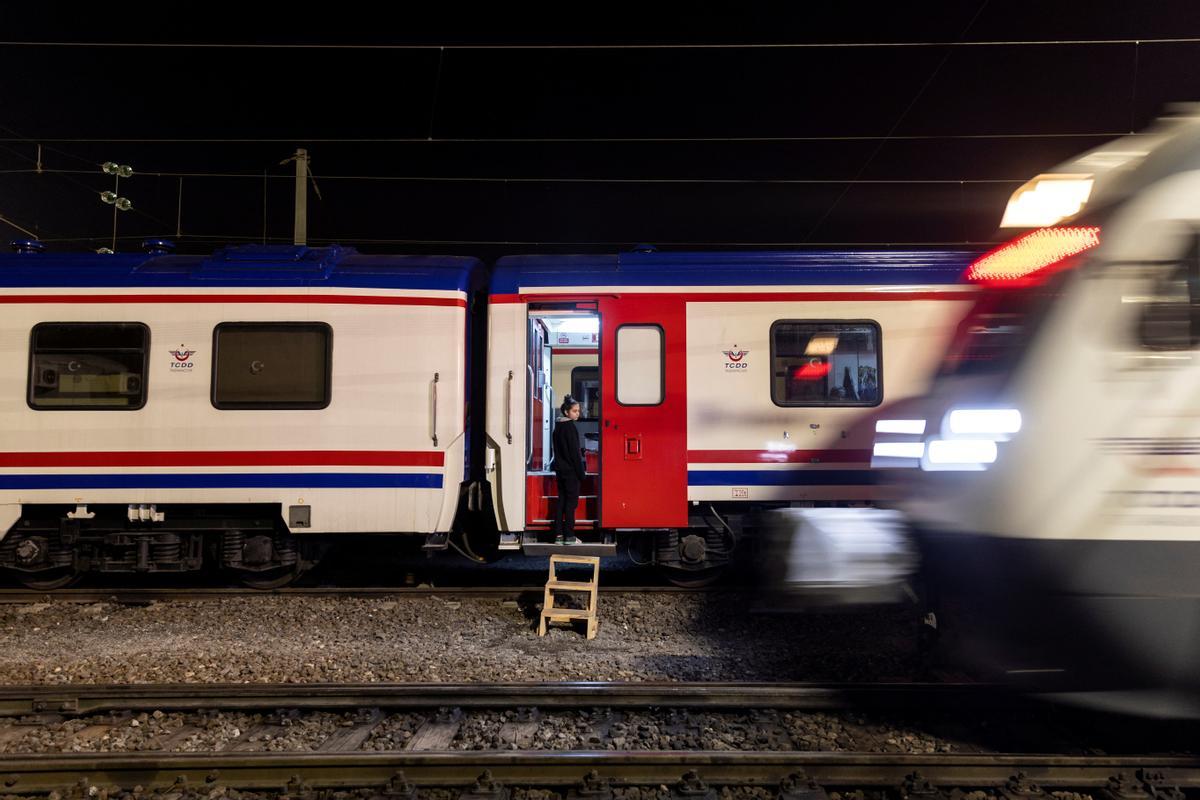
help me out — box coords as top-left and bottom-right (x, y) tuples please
(891, 107), (1200, 715)
(484, 249), (978, 582)
(0, 242), (484, 588)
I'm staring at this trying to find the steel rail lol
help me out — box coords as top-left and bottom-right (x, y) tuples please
(0, 585), (704, 604)
(0, 751), (1197, 794)
(0, 681), (1001, 716)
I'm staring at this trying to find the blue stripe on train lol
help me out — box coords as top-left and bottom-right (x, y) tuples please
(0, 473), (443, 490)
(492, 250), (978, 293)
(688, 470), (879, 486)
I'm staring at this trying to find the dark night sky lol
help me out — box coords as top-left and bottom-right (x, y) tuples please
(1, 3), (1199, 257)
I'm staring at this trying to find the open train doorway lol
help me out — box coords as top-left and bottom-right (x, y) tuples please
(524, 307), (602, 543)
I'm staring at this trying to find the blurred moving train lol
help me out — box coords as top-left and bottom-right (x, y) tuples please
(885, 105), (1200, 715)
(0, 240), (978, 588)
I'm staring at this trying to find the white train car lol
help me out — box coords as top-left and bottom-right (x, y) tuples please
(485, 250), (977, 581)
(0, 243), (483, 587)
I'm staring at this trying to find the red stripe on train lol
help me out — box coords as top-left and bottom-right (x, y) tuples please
(491, 291), (972, 304)
(0, 294), (465, 307)
(0, 451), (445, 468)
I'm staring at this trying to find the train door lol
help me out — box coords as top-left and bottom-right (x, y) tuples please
(599, 296), (687, 527)
(526, 317), (550, 473)
(525, 308), (601, 533)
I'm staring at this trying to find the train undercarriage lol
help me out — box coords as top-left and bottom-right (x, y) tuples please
(0, 495), (848, 594)
(0, 504), (315, 590)
(0, 502), (778, 590)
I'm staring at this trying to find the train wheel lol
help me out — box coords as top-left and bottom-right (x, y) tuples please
(659, 565), (727, 588)
(231, 565), (304, 590)
(16, 568), (82, 590)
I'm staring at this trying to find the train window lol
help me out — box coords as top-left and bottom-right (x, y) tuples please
(1136, 242), (1200, 351)
(615, 324), (664, 405)
(28, 322), (149, 410)
(770, 321), (882, 407)
(571, 366), (600, 420)
(212, 322), (332, 409)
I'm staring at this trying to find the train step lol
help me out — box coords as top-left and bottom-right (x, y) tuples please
(520, 531), (617, 557)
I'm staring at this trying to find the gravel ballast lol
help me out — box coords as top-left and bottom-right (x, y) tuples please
(0, 592), (921, 685)
(0, 707), (964, 755)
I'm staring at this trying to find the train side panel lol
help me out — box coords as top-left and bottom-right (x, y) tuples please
(685, 294), (973, 502)
(0, 281), (471, 538)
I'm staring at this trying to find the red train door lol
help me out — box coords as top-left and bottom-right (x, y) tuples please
(599, 296), (687, 528)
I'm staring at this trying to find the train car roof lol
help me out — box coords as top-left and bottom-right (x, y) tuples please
(491, 249), (980, 294)
(0, 245), (484, 292)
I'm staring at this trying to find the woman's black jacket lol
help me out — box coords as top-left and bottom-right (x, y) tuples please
(552, 418), (587, 481)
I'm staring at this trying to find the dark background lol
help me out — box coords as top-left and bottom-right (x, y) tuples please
(1, 3), (1198, 257)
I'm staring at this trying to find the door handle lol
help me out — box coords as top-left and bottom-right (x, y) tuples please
(505, 370), (514, 444)
(624, 434), (643, 460)
(431, 372), (439, 447)
(526, 364), (535, 464)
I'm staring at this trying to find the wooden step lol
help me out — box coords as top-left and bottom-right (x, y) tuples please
(546, 580), (594, 590)
(550, 554), (602, 566)
(543, 607), (591, 618)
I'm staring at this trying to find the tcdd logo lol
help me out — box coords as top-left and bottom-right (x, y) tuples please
(722, 346), (749, 370)
(169, 346), (196, 370)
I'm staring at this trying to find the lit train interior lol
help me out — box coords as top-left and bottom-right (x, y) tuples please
(525, 311), (601, 532)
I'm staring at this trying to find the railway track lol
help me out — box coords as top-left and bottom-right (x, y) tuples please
(1, 683), (1195, 795)
(0, 680), (1003, 716)
(1, 751), (1197, 795)
(0, 584), (703, 604)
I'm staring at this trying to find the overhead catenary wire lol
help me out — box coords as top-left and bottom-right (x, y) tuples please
(0, 212), (43, 238)
(804, 0), (991, 241)
(0, 37), (1193, 49)
(5, 168), (1025, 184)
(0, 134), (173, 229)
(0, 30), (1148, 247)
(31, 232), (995, 247)
(0, 131), (1151, 143)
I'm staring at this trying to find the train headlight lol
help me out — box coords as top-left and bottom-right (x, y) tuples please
(924, 439), (998, 469)
(871, 419), (928, 468)
(1000, 174), (1094, 228)
(946, 408), (1022, 438)
(919, 407), (1021, 471)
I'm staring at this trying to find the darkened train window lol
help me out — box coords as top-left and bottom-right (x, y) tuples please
(29, 323), (149, 410)
(571, 366), (600, 420)
(212, 323), (332, 409)
(770, 321), (882, 407)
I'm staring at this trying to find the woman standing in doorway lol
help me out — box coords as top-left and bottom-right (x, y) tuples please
(552, 395), (586, 545)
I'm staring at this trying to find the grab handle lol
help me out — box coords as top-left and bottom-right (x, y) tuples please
(431, 372), (439, 447)
(526, 364), (535, 464)
(505, 370), (514, 444)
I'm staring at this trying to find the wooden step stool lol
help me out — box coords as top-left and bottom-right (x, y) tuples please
(538, 554), (600, 640)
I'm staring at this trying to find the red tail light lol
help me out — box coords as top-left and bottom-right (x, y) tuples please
(966, 226), (1100, 288)
(941, 227), (1099, 375)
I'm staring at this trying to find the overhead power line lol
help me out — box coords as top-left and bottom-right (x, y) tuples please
(32, 232), (993, 248)
(0, 131), (1141, 144)
(0, 37), (1195, 49)
(8, 168), (1025, 184)
(0, 212), (42, 238)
